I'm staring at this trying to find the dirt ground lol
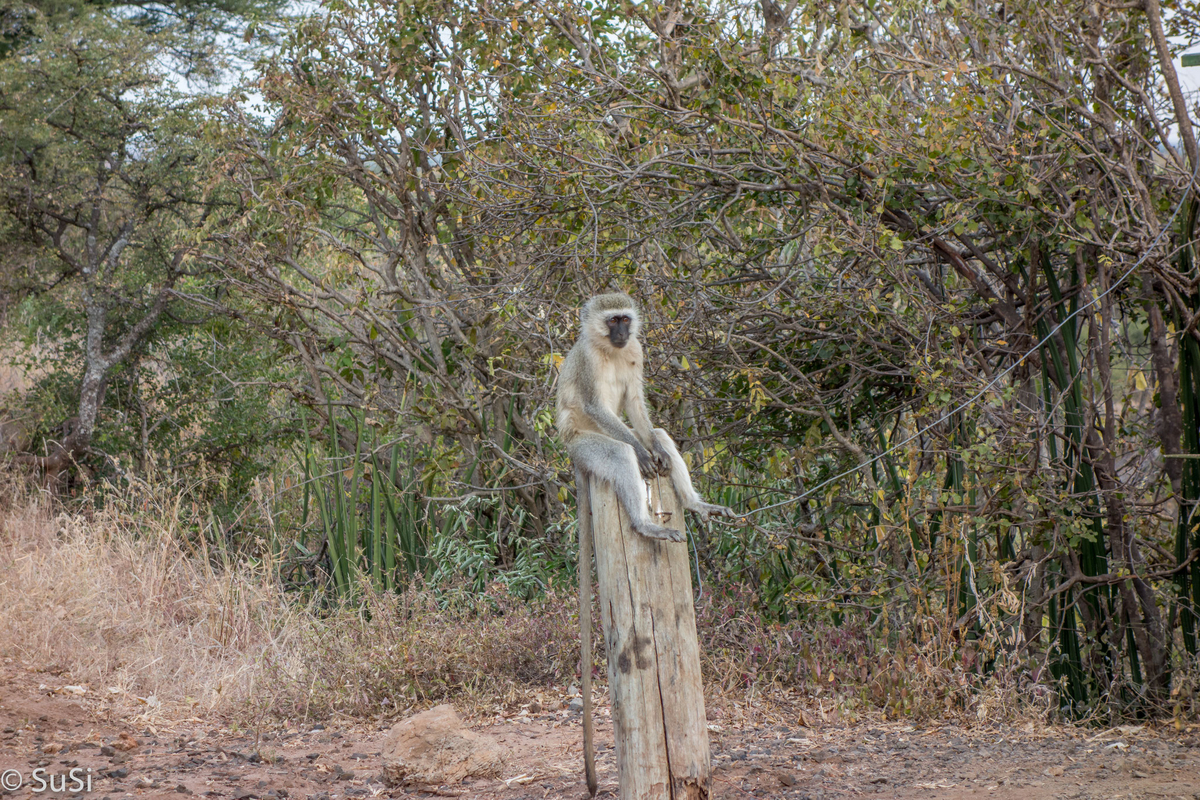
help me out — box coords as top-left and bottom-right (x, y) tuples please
(2, 662), (1199, 800)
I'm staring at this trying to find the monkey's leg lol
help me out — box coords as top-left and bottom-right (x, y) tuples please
(652, 428), (736, 520)
(569, 433), (683, 542)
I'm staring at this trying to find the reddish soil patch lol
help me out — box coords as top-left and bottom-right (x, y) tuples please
(2, 662), (1198, 800)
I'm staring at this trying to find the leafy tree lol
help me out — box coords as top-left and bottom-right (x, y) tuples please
(0, 9), (291, 494)
(2, 0), (286, 66)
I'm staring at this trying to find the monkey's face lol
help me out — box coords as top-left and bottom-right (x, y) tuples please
(606, 314), (633, 348)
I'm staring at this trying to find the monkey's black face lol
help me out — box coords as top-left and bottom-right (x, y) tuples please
(606, 314), (633, 348)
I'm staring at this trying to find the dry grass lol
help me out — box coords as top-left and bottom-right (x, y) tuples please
(258, 586), (580, 722)
(0, 482), (301, 718)
(0, 479), (581, 724)
(0, 474), (1043, 729)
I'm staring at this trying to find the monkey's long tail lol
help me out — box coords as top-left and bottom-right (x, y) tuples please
(576, 466), (598, 797)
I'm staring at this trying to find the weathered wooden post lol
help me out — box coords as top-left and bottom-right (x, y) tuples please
(579, 472), (711, 800)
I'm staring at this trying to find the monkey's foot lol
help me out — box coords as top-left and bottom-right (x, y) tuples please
(633, 521), (685, 542)
(692, 502), (736, 521)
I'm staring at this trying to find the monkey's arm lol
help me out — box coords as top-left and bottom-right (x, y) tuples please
(623, 386), (657, 448)
(581, 399), (660, 479)
(582, 399), (641, 448)
(624, 387), (672, 474)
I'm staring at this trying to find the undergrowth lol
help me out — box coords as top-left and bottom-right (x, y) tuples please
(0, 473), (1055, 727)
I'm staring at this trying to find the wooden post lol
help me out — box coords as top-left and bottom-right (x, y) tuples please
(583, 473), (711, 800)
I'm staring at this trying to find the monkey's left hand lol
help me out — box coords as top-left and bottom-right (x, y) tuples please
(650, 439), (673, 476)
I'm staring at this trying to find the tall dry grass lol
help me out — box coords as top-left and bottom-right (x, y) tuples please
(0, 478), (581, 723)
(0, 482), (302, 718)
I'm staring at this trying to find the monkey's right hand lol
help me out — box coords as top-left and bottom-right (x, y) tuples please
(633, 444), (659, 479)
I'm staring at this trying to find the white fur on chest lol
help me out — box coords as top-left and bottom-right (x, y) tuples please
(593, 352), (640, 414)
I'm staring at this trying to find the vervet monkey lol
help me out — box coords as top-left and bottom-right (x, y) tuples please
(557, 292), (735, 796)
(556, 292), (735, 541)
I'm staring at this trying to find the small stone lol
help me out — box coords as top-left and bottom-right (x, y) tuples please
(778, 772), (798, 786)
(174, 786), (191, 794)
(111, 733), (140, 752)
(568, 697), (584, 713)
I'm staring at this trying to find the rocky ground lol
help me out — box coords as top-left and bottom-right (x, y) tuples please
(2, 661), (1198, 800)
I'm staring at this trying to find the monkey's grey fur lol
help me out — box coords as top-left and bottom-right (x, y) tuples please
(556, 293), (735, 542)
